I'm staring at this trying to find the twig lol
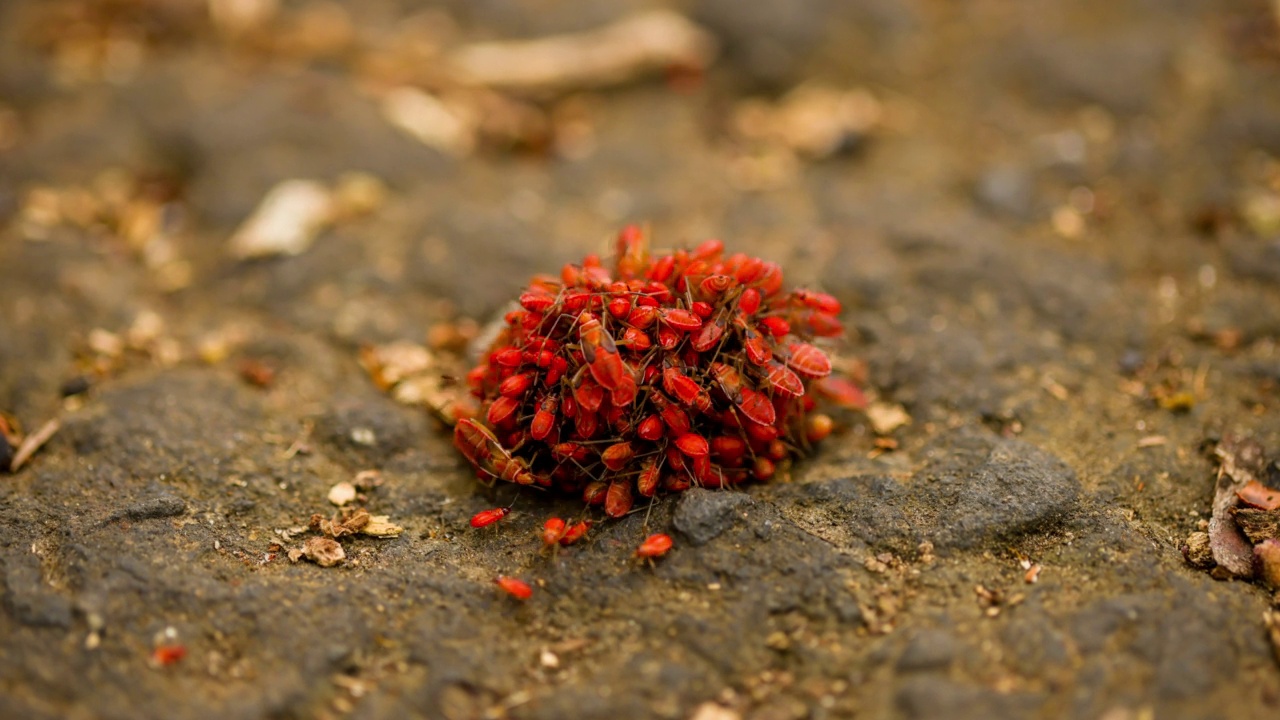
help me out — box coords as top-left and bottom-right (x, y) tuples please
(10, 418), (60, 472)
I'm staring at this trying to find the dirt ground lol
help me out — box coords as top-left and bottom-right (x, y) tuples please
(4, 1), (1280, 719)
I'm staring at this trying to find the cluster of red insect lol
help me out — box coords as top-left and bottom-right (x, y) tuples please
(453, 226), (863, 520)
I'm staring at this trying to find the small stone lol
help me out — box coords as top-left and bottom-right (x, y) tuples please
(673, 489), (752, 546)
(766, 631), (791, 651)
(974, 165), (1035, 220)
(60, 375), (91, 397)
(896, 629), (958, 672)
(328, 481), (357, 506)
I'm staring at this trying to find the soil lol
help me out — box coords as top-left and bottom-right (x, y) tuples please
(3, 1), (1280, 719)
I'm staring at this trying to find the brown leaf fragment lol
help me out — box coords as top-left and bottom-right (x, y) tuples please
(300, 537), (345, 568)
(1235, 508), (1280, 544)
(1237, 480), (1280, 511)
(1183, 531), (1215, 569)
(1257, 540), (1280, 591)
(1210, 435), (1266, 577)
(313, 509), (372, 538)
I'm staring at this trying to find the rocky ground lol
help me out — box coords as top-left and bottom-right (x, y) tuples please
(3, 1), (1280, 719)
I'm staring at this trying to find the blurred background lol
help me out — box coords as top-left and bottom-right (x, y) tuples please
(4, 0), (1280, 426)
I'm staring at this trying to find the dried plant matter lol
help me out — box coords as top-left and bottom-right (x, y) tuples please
(447, 10), (717, 93)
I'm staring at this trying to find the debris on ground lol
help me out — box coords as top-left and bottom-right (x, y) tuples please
(446, 10), (717, 93)
(227, 179), (333, 259)
(359, 341), (471, 419)
(865, 402), (911, 436)
(1266, 610), (1280, 667)
(289, 536), (346, 568)
(731, 84), (881, 160)
(7, 418), (61, 473)
(1186, 435), (1280, 585)
(311, 508), (404, 539)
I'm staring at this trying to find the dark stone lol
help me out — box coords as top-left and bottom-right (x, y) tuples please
(773, 429), (1080, 551)
(973, 165), (1037, 220)
(1228, 238), (1280, 287)
(60, 370), (263, 482)
(896, 676), (1046, 720)
(59, 375), (91, 397)
(105, 494), (187, 524)
(895, 629), (958, 672)
(917, 430), (1081, 549)
(672, 489), (753, 546)
(1000, 611), (1071, 675)
(1118, 349), (1145, 376)
(4, 557), (72, 628)
(772, 473), (914, 549)
(0, 433), (10, 473)
(691, 0), (916, 89)
(1009, 28), (1174, 114)
(314, 395), (426, 469)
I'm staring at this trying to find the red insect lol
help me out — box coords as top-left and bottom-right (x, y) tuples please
(471, 506), (511, 529)
(455, 419), (535, 485)
(151, 645), (187, 666)
(710, 362), (776, 426)
(691, 317), (726, 352)
(675, 433), (710, 457)
(601, 441), (636, 471)
(785, 342), (832, 379)
(636, 414), (664, 441)
(637, 458), (662, 497)
(605, 479), (634, 517)
(765, 362), (805, 398)
(542, 517), (567, 545)
(794, 289), (841, 314)
(635, 533), (673, 558)
(659, 308), (703, 332)
(498, 372), (535, 398)
(561, 520), (592, 545)
(530, 395), (559, 441)
(495, 575), (533, 600)
(579, 313), (625, 391)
